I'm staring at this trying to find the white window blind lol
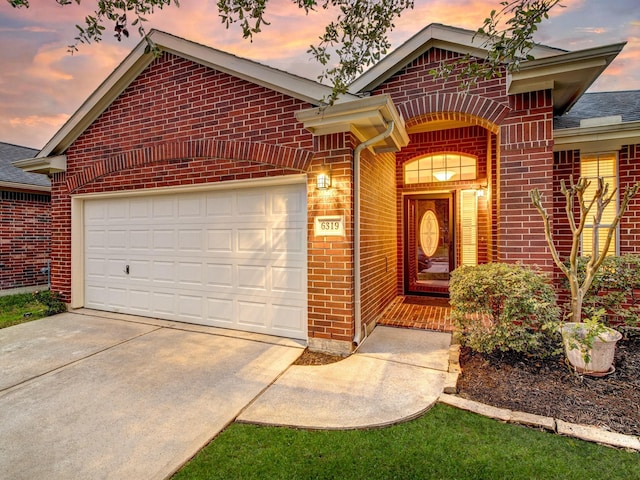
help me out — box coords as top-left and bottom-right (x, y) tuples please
(460, 190), (478, 265)
(580, 153), (617, 257)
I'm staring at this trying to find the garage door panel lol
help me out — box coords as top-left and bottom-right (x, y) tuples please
(237, 300), (269, 328)
(237, 265), (267, 290)
(150, 260), (175, 283)
(177, 261), (203, 286)
(237, 191), (267, 216)
(178, 230), (203, 251)
(130, 229), (151, 250)
(153, 229), (175, 251)
(85, 227), (108, 250)
(178, 196), (203, 218)
(152, 197), (174, 218)
(237, 229), (267, 253)
(129, 289), (151, 314)
(84, 182), (307, 340)
(106, 287), (128, 309)
(206, 263), (233, 287)
(272, 304), (305, 333)
(272, 267), (304, 293)
(207, 229), (233, 252)
(272, 227), (304, 252)
(177, 294), (204, 320)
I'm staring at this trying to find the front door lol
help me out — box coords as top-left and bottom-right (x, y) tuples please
(404, 194), (454, 295)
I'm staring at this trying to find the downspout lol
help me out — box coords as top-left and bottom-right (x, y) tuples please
(353, 120), (395, 349)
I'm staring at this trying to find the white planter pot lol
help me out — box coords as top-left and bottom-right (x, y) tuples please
(561, 322), (622, 376)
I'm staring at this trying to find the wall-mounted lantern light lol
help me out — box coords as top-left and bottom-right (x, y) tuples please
(317, 170), (331, 190)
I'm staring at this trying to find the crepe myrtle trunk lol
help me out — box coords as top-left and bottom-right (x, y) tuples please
(530, 176), (640, 322)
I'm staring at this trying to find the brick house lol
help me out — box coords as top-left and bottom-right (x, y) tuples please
(15, 24), (640, 354)
(0, 142), (51, 293)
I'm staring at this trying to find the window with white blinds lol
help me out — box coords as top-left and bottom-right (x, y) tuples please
(580, 153), (617, 257)
(460, 190), (478, 265)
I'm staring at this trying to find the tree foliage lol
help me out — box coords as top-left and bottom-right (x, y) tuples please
(7, 0), (562, 103)
(431, 0), (563, 90)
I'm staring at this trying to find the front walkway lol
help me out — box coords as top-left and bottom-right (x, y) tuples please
(378, 295), (454, 332)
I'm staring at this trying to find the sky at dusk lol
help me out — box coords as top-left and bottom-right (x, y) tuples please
(0, 0), (639, 150)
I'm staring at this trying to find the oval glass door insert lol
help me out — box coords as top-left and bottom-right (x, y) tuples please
(419, 210), (439, 257)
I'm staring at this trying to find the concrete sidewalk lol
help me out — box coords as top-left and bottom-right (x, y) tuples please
(239, 326), (452, 429)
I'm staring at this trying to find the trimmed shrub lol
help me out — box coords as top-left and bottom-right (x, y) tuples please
(450, 263), (559, 355)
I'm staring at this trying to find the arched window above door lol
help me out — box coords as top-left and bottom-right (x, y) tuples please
(404, 152), (477, 184)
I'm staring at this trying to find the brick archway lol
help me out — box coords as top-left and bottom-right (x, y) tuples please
(66, 139), (314, 193)
(398, 93), (510, 134)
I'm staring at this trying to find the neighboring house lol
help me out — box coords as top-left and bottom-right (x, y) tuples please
(15, 24), (640, 354)
(0, 142), (51, 293)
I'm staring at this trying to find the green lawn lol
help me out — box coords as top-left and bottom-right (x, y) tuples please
(174, 403), (639, 480)
(0, 292), (49, 329)
(0, 291), (66, 329)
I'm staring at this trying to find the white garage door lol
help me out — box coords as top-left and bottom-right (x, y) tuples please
(83, 183), (308, 340)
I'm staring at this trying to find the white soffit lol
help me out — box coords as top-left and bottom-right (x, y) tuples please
(12, 155), (67, 175)
(508, 42), (626, 115)
(553, 121), (640, 153)
(295, 94), (409, 153)
(34, 30), (356, 160)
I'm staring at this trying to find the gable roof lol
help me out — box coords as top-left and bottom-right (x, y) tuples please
(0, 142), (50, 190)
(349, 23), (565, 94)
(34, 30), (358, 160)
(350, 23), (625, 116)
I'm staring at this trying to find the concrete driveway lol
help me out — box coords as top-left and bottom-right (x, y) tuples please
(0, 310), (304, 480)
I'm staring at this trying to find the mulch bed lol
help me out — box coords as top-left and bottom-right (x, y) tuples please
(457, 328), (640, 436)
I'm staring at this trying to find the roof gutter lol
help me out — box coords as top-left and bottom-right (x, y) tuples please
(353, 120), (395, 350)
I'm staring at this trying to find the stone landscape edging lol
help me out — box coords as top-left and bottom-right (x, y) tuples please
(441, 344), (640, 452)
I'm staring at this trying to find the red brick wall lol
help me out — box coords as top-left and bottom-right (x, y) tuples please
(373, 48), (555, 273)
(497, 91), (555, 270)
(0, 190), (51, 290)
(307, 133), (355, 345)
(619, 144), (640, 253)
(360, 149), (397, 331)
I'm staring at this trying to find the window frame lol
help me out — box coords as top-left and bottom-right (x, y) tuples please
(404, 152), (477, 185)
(580, 152), (619, 257)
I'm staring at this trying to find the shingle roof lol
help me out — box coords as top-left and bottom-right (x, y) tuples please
(554, 91), (640, 129)
(0, 142), (50, 188)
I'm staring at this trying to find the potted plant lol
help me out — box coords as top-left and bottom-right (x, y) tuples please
(560, 309), (622, 376)
(531, 176), (639, 375)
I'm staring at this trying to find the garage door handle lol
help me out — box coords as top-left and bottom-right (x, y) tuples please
(124, 265), (130, 275)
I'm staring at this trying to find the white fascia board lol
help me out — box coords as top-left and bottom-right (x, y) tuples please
(349, 23), (567, 95)
(0, 181), (51, 193)
(37, 30), (357, 159)
(295, 94), (409, 152)
(509, 42), (626, 93)
(155, 31), (357, 106)
(553, 121), (640, 153)
(38, 41), (154, 158)
(12, 155), (67, 175)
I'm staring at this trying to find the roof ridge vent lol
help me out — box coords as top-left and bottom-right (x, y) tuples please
(580, 115), (622, 128)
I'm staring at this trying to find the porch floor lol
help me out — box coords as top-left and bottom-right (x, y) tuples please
(377, 296), (454, 332)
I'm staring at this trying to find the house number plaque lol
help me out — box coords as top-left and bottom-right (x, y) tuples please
(314, 215), (345, 237)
